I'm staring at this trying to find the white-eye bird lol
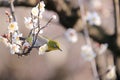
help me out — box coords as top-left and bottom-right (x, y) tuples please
(34, 35), (62, 53)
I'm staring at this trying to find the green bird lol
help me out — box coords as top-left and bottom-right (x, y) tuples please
(46, 40), (62, 52)
(34, 35), (62, 52)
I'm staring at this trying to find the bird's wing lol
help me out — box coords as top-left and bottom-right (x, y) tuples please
(34, 35), (49, 47)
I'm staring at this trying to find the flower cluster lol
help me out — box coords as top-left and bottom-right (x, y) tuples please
(98, 43), (108, 55)
(31, 1), (45, 18)
(0, 1), (60, 56)
(0, 21), (23, 54)
(106, 65), (116, 79)
(80, 44), (96, 61)
(39, 44), (48, 55)
(85, 11), (101, 26)
(24, 1), (45, 32)
(65, 28), (78, 43)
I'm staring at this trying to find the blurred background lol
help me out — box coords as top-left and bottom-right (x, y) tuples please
(0, 0), (119, 80)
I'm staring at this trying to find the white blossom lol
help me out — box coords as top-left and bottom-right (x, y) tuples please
(106, 65), (116, 79)
(22, 41), (30, 49)
(31, 7), (39, 17)
(10, 44), (20, 54)
(38, 44), (48, 55)
(86, 11), (101, 26)
(65, 28), (78, 43)
(31, 1), (45, 17)
(52, 15), (57, 19)
(39, 29), (43, 34)
(8, 22), (18, 33)
(24, 17), (33, 29)
(32, 28), (43, 34)
(81, 45), (96, 61)
(36, 1), (45, 13)
(98, 43), (108, 55)
(31, 8), (43, 18)
(12, 32), (22, 45)
(0, 36), (11, 47)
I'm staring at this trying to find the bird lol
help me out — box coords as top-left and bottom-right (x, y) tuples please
(34, 35), (62, 53)
(46, 40), (62, 52)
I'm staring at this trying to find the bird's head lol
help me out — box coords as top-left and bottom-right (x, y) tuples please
(47, 40), (62, 52)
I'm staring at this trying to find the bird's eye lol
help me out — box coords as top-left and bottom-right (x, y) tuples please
(53, 44), (57, 48)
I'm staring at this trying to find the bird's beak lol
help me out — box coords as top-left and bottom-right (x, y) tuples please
(56, 46), (62, 51)
(58, 48), (62, 51)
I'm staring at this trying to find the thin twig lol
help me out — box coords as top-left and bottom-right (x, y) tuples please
(78, 0), (100, 80)
(38, 2), (41, 28)
(10, 0), (16, 21)
(40, 17), (53, 30)
(113, 0), (120, 79)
